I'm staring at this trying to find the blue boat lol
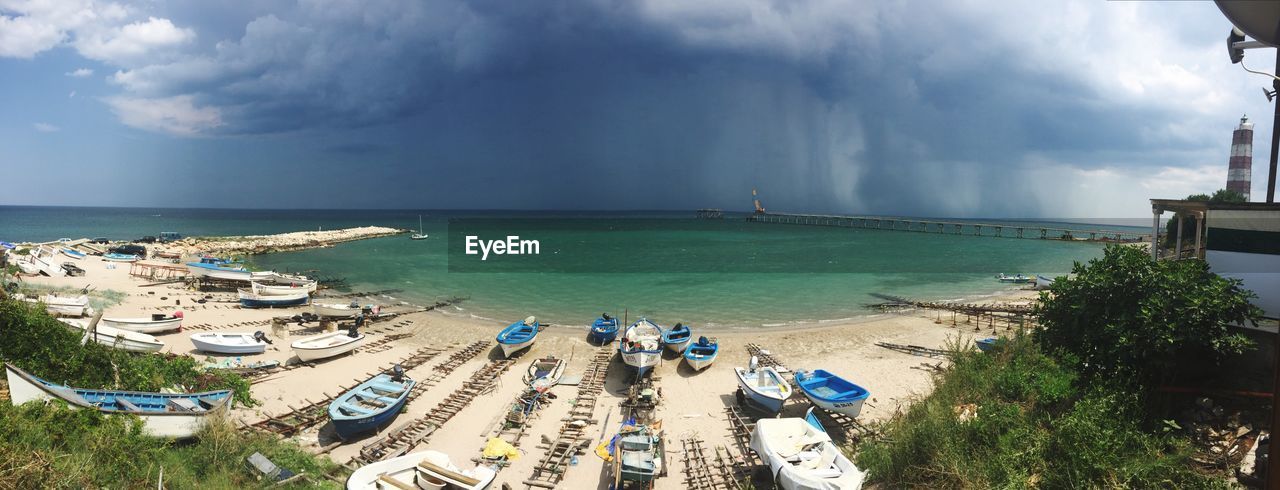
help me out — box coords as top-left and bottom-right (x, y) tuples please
(588, 314), (619, 345)
(976, 337), (999, 352)
(497, 316), (539, 358)
(683, 336), (718, 371)
(661, 323), (692, 354)
(60, 248), (86, 260)
(328, 370), (416, 440)
(103, 252), (140, 262)
(794, 369), (870, 418)
(5, 363), (232, 439)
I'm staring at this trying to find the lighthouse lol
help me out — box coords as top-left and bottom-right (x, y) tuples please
(1227, 114), (1254, 200)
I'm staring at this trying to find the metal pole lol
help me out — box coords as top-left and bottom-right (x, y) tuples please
(1269, 49), (1280, 203)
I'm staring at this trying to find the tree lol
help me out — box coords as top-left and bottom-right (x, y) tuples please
(1035, 245), (1261, 388)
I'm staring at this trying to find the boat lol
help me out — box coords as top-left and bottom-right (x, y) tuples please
(794, 369), (870, 418)
(524, 357), (565, 390)
(292, 329), (365, 362)
(619, 319), (663, 376)
(185, 257), (252, 281)
(59, 319), (165, 353)
(975, 337), (998, 352)
(749, 411), (866, 489)
(344, 450), (497, 490)
(314, 302), (366, 318)
(27, 246), (65, 276)
(251, 279), (317, 296)
(995, 273), (1032, 284)
(588, 314), (620, 345)
(1034, 274), (1055, 290)
(735, 358), (793, 413)
(329, 370), (416, 440)
(661, 323), (693, 354)
(495, 316), (539, 358)
(191, 332), (272, 354)
(16, 261), (39, 275)
(6, 363), (232, 439)
(411, 215), (429, 240)
(103, 253), (140, 262)
(238, 288), (309, 308)
(101, 314), (183, 334)
(613, 423), (665, 486)
(60, 247), (86, 260)
(34, 294), (91, 317)
(61, 262), (85, 276)
(683, 336), (719, 371)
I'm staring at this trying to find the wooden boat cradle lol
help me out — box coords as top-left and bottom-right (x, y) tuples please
(523, 346), (613, 489)
(680, 436), (749, 490)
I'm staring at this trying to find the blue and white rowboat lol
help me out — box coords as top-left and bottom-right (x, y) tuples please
(683, 336), (719, 371)
(735, 359), (792, 413)
(103, 253), (139, 262)
(496, 316), (539, 358)
(329, 371), (416, 440)
(662, 323), (692, 354)
(794, 369), (870, 418)
(60, 248), (86, 260)
(588, 314), (619, 345)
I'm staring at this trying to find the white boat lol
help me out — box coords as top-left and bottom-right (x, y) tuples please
(619, 319), (663, 376)
(34, 294), (91, 317)
(495, 316), (539, 358)
(345, 450), (496, 490)
(27, 246), (65, 277)
(1034, 275), (1055, 290)
(61, 247), (86, 260)
(185, 257), (253, 281)
(250, 280), (317, 296)
(411, 215), (429, 240)
(6, 364), (232, 439)
(16, 261), (39, 275)
(524, 357), (566, 390)
(749, 414), (866, 490)
(191, 332), (271, 354)
(314, 302), (364, 318)
(735, 358), (793, 413)
(101, 315), (183, 334)
(238, 288), (309, 308)
(292, 330), (365, 362)
(59, 319), (165, 353)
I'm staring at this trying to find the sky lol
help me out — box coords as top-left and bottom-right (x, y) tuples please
(0, 0), (1276, 218)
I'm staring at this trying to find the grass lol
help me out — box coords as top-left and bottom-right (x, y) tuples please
(856, 335), (1227, 488)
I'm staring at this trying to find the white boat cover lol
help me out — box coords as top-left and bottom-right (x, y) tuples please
(749, 418), (865, 490)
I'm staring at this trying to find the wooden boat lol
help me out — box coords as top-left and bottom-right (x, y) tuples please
(34, 294), (91, 317)
(1034, 275), (1055, 290)
(344, 450), (496, 490)
(975, 337), (998, 352)
(662, 323), (692, 354)
(588, 314), (619, 345)
(749, 411), (866, 489)
(995, 273), (1032, 284)
(314, 302), (365, 318)
(683, 336), (719, 371)
(495, 316), (539, 358)
(61, 262), (85, 276)
(613, 424), (666, 486)
(524, 357), (565, 390)
(101, 314), (182, 334)
(59, 319), (165, 353)
(411, 215), (429, 240)
(329, 371), (416, 440)
(292, 330), (365, 362)
(185, 257), (252, 281)
(735, 359), (793, 413)
(103, 253), (140, 262)
(191, 332), (271, 354)
(6, 364), (232, 439)
(619, 319), (663, 376)
(251, 279), (317, 296)
(60, 247), (86, 260)
(238, 288), (309, 308)
(794, 369), (870, 418)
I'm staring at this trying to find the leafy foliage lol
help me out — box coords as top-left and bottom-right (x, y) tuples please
(1035, 245), (1260, 387)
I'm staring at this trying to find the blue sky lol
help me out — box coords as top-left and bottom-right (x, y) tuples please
(0, 0), (1275, 217)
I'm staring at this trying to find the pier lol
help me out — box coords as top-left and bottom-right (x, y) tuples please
(744, 212), (1150, 243)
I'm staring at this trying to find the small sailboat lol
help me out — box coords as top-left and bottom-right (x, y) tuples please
(60, 247), (86, 260)
(60, 318), (165, 353)
(619, 319), (663, 376)
(191, 332), (272, 354)
(103, 253), (140, 262)
(994, 273), (1032, 284)
(794, 370), (870, 418)
(329, 369), (416, 440)
(6, 363), (232, 439)
(749, 411), (866, 489)
(238, 288), (309, 308)
(975, 337), (999, 352)
(524, 357), (566, 390)
(613, 423), (666, 486)
(683, 336), (719, 371)
(496, 316), (539, 358)
(101, 314), (183, 334)
(661, 323), (692, 354)
(344, 450), (497, 490)
(411, 215), (429, 240)
(735, 358), (793, 413)
(588, 313), (620, 345)
(292, 329), (365, 362)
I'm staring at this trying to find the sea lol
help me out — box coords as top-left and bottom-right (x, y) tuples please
(0, 206), (1144, 328)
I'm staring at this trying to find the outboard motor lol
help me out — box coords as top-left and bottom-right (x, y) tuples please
(253, 330), (273, 345)
(354, 313), (366, 328)
(391, 364), (405, 383)
(602, 312), (612, 321)
(349, 300), (359, 309)
(347, 324), (360, 338)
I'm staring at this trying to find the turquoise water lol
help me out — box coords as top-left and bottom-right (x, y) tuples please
(0, 206), (1114, 328)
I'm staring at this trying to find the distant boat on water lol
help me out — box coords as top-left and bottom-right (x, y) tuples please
(995, 273), (1031, 284)
(411, 215), (428, 240)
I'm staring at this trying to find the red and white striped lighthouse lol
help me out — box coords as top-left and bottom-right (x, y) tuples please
(1227, 114), (1254, 200)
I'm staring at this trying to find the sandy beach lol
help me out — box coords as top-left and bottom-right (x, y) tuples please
(17, 253), (1038, 489)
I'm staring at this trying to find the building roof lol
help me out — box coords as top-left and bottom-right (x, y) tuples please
(1151, 199), (1280, 213)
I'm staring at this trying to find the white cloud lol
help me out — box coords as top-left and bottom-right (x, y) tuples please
(103, 95), (222, 136)
(75, 16), (194, 65)
(33, 122), (60, 132)
(0, 0), (128, 58)
(66, 67), (93, 77)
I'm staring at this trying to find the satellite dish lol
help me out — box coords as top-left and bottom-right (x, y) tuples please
(1215, 1), (1280, 47)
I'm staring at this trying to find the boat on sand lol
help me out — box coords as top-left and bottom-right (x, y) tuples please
(344, 450), (496, 490)
(292, 329), (365, 362)
(749, 410), (866, 489)
(736, 357), (793, 413)
(496, 316), (539, 358)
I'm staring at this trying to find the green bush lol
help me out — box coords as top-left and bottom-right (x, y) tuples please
(1035, 245), (1260, 387)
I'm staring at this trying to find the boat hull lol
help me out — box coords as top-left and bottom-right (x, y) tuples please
(292, 332), (364, 362)
(736, 367), (791, 413)
(496, 319), (539, 358)
(61, 320), (165, 353)
(186, 263), (252, 281)
(750, 417), (866, 490)
(314, 303), (360, 317)
(61, 248), (85, 260)
(102, 317), (182, 334)
(251, 281), (317, 296)
(588, 328), (617, 345)
(103, 253), (140, 262)
(330, 375), (415, 440)
(345, 450), (497, 490)
(191, 333), (268, 354)
(684, 350), (717, 371)
(499, 338), (534, 358)
(239, 289), (309, 308)
(663, 338), (691, 354)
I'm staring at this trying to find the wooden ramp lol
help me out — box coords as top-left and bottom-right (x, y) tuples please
(523, 347), (613, 489)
